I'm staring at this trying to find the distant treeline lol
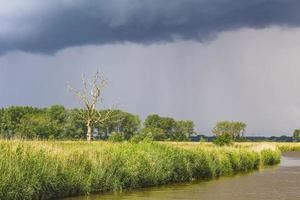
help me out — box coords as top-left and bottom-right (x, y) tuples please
(192, 135), (294, 142)
(0, 105), (297, 142)
(0, 105), (194, 141)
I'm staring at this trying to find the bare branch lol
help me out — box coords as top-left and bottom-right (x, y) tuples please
(67, 83), (90, 109)
(95, 108), (115, 123)
(81, 74), (90, 104)
(67, 70), (116, 141)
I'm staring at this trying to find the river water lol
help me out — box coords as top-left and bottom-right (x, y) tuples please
(65, 152), (300, 200)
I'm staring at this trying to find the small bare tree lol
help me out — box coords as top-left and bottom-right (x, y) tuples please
(68, 70), (115, 142)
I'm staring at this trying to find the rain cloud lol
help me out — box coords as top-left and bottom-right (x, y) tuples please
(1, 0), (300, 54)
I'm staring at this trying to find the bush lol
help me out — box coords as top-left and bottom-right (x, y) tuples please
(140, 127), (166, 141)
(129, 134), (153, 143)
(260, 149), (281, 165)
(108, 132), (125, 142)
(213, 134), (233, 146)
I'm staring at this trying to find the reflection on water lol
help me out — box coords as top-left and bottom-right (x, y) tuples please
(281, 152), (300, 167)
(65, 152), (300, 200)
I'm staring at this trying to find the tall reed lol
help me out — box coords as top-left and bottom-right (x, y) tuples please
(0, 141), (280, 200)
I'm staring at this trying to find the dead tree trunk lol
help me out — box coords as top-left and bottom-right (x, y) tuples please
(68, 70), (116, 142)
(87, 120), (93, 142)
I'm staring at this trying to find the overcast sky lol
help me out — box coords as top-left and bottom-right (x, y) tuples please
(1, 1), (300, 136)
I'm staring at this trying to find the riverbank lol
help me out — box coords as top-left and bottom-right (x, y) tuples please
(64, 151), (300, 200)
(0, 141), (281, 200)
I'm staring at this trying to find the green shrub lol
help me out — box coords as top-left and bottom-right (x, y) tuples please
(140, 127), (166, 141)
(213, 134), (233, 146)
(129, 133), (153, 143)
(260, 149), (281, 165)
(108, 132), (125, 142)
(129, 134), (144, 143)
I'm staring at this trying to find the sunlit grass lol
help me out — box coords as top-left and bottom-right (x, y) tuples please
(0, 140), (282, 200)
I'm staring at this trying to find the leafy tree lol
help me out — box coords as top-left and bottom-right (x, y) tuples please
(140, 127), (166, 141)
(0, 106), (40, 138)
(144, 115), (161, 129)
(0, 106), (196, 142)
(119, 113), (141, 139)
(0, 108), (5, 137)
(159, 117), (176, 137)
(46, 105), (68, 124)
(293, 129), (300, 141)
(62, 108), (86, 139)
(173, 120), (195, 141)
(17, 113), (61, 139)
(108, 131), (125, 142)
(213, 133), (233, 146)
(144, 114), (195, 141)
(212, 121), (247, 139)
(144, 114), (174, 140)
(95, 110), (140, 140)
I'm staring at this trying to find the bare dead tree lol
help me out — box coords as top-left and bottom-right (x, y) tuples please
(68, 70), (116, 142)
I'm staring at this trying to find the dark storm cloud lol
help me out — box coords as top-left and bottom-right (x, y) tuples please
(1, 0), (300, 53)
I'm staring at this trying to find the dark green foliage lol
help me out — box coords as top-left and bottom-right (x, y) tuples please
(18, 114), (61, 139)
(0, 106), (196, 141)
(212, 121), (247, 139)
(143, 114), (194, 141)
(96, 110), (141, 140)
(293, 129), (300, 141)
(212, 121), (247, 146)
(174, 120), (194, 141)
(140, 127), (166, 141)
(260, 149), (281, 165)
(213, 133), (233, 146)
(0, 106), (41, 138)
(62, 109), (86, 139)
(0, 106), (141, 140)
(108, 132), (125, 142)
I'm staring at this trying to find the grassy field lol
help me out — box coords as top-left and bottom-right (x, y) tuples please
(0, 141), (285, 200)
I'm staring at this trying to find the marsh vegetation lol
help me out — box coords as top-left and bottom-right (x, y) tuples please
(0, 140), (282, 200)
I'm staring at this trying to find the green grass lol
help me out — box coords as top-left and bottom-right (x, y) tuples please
(0, 141), (281, 200)
(276, 142), (300, 152)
